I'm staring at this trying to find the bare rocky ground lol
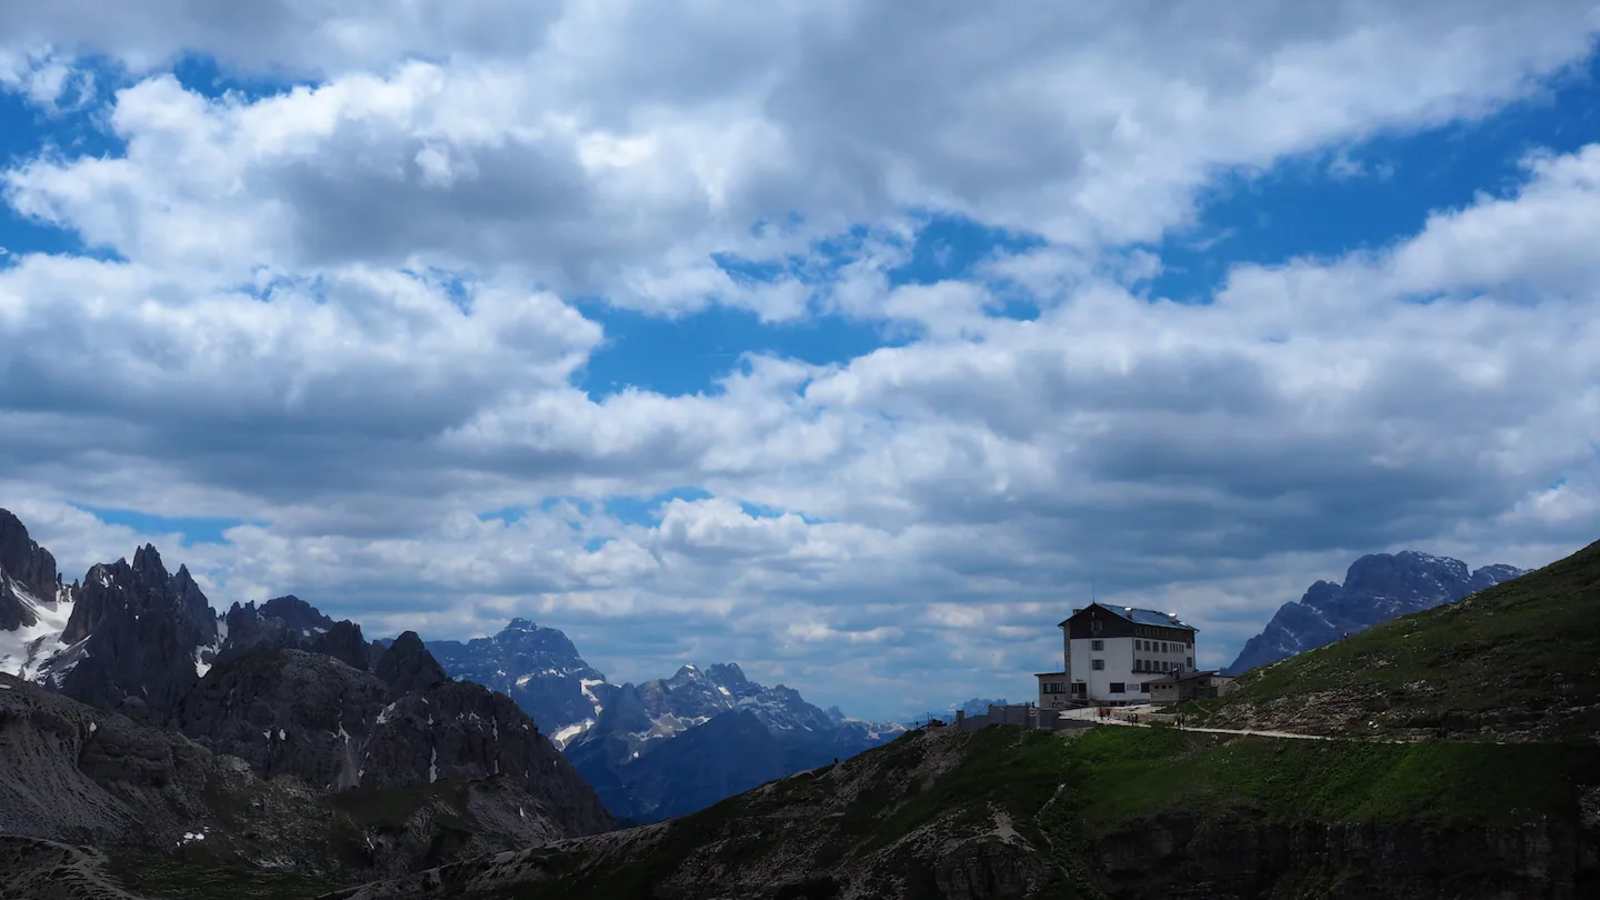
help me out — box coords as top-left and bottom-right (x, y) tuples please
(0, 837), (143, 900)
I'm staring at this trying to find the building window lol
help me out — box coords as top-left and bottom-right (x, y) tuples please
(1090, 639), (1104, 651)
(1109, 683), (1125, 694)
(1091, 659), (1105, 671)
(1140, 683), (1151, 693)
(1091, 619), (1103, 635)
(1187, 657), (1194, 668)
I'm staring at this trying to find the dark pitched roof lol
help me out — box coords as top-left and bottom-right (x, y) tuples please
(1057, 602), (1198, 631)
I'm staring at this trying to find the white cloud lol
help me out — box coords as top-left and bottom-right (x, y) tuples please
(0, 4), (1598, 716)
(5, 3), (1597, 317)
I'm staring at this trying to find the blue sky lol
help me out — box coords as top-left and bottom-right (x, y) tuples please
(2, 4), (1599, 719)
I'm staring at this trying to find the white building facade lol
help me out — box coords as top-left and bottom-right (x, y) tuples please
(1036, 603), (1198, 706)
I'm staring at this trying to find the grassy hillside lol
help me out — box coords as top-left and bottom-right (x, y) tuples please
(1189, 538), (1600, 742)
(327, 726), (1600, 899)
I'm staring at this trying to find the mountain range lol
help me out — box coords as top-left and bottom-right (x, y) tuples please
(418, 619), (905, 822)
(2, 507), (901, 835)
(0, 508), (609, 882)
(1226, 550), (1522, 674)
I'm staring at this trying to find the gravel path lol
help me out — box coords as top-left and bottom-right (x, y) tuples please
(1055, 703), (1371, 742)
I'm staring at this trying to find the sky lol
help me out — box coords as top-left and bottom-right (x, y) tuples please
(2, 2), (1599, 720)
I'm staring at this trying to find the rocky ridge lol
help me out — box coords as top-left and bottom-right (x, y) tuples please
(419, 618), (904, 823)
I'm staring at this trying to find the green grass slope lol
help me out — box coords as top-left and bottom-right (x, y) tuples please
(325, 726), (1600, 899)
(1192, 538), (1600, 742)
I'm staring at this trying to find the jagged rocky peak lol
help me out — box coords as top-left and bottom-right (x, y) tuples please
(258, 594), (331, 629)
(0, 508), (60, 604)
(495, 616), (583, 657)
(38, 538), (221, 720)
(130, 541), (164, 579)
(705, 662), (750, 687)
(62, 545), (217, 648)
(1227, 549), (1524, 675)
(220, 593), (370, 670)
(375, 630), (448, 695)
(0, 509), (75, 679)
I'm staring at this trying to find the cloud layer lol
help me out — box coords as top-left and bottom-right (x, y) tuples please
(2, 2), (1598, 717)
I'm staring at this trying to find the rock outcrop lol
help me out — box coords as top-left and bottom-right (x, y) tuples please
(44, 545), (219, 721)
(177, 648), (389, 790)
(1228, 550), (1522, 675)
(0, 510), (74, 679)
(177, 640), (611, 834)
(0, 509), (62, 631)
(375, 631), (448, 696)
(220, 594), (372, 670)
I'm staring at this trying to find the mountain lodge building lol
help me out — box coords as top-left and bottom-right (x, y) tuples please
(1036, 603), (1197, 707)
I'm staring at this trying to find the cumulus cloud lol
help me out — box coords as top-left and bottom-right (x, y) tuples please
(0, 3), (1598, 716)
(7, 2), (1598, 316)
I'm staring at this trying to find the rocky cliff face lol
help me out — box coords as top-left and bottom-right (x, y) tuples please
(0, 510), (74, 679)
(175, 640), (611, 837)
(0, 670), (604, 885)
(1228, 550), (1522, 674)
(44, 545), (219, 721)
(0, 509), (63, 631)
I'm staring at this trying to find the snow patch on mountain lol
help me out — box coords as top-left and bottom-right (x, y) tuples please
(0, 580), (73, 680)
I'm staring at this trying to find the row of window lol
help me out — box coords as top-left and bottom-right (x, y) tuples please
(1088, 638), (1188, 653)
(1106, 683), (1170, 694)
(1041, 681), (1067, 693)
(1089, 657), (1196, 673)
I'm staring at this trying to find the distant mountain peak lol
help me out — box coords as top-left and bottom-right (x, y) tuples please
(1228, 549), (1523, 675)
(505, 617), (536, 631)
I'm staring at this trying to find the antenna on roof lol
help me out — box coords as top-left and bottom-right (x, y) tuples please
(1090, 577), (1096, 604)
